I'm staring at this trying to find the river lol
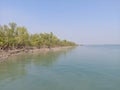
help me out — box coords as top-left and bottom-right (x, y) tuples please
(0, 45), (120, 90)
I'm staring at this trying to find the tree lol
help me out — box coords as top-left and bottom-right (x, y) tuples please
(15, 26), (29, 48)
(0, 22), (76, 50)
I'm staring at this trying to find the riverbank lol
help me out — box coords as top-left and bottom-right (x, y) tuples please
(0, 46), (72, 63)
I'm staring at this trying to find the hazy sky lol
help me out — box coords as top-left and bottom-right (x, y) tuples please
(0, 0), (120, 44)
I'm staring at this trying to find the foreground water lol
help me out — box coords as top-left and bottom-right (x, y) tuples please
(0, 45), (120, 90)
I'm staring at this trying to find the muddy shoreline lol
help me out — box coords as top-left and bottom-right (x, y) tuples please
(0, 46), (72, 63)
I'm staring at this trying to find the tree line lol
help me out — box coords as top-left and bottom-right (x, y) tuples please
(0, 22), (76, 50)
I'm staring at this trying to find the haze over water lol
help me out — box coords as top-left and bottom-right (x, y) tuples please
(0, 45), (120, 90)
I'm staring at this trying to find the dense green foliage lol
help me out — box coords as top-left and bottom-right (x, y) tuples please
(0, 22), (76, 50)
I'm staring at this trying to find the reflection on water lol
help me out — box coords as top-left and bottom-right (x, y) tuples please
(0, 46), (120, 90)
(0, 47), (75, 82)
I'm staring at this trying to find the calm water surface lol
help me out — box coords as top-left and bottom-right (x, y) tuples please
(0, 45), (120, 90)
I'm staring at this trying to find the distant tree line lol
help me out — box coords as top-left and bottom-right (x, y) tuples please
(0, 22), (76, 50)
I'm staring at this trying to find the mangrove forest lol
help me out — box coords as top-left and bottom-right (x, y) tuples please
(0, 22), (76, 50)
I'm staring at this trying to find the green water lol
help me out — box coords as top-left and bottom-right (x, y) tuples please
(0, 45), (120, 90)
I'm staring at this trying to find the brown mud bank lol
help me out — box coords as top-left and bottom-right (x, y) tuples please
(0, 46), (73, 63)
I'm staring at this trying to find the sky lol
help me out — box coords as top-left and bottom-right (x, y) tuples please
(0, 0), (120, 44)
